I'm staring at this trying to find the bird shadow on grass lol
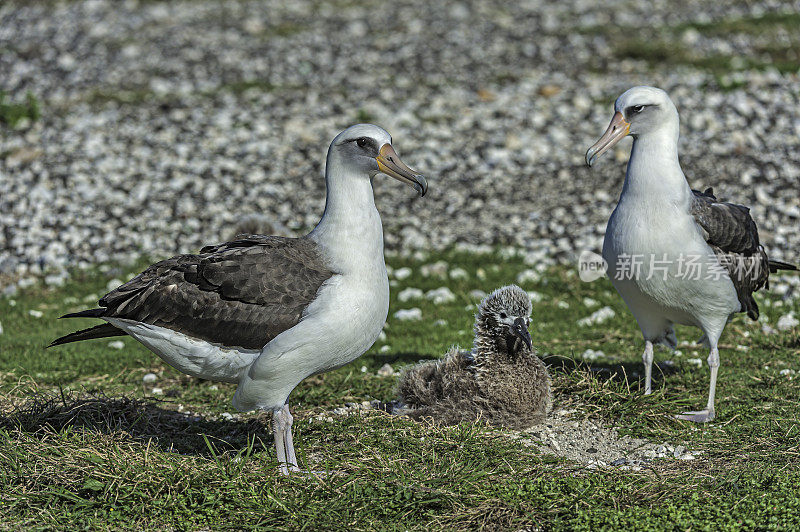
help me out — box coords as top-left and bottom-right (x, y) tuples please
(372, 351), (436, 366)
(757, 330), (800, 350)
(0, 390), (268, 456)
(541, 354), (681, 392)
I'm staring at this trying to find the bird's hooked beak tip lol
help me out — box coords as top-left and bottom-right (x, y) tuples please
(512, 317), (532, 351)
(413, 174), (428, 197)
(585, 149), (597, 168)
(376, 143), (428, 197)
(585, 111), (630, 168)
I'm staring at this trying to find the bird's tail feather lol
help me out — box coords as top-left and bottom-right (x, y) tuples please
(769, 260), (798, 273)
(59, 308), (106, 319)
(48, 323), (125, 348)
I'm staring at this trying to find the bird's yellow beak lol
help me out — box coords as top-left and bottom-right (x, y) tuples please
(376, 143), (428, 197)
(585, 111), (630, 167)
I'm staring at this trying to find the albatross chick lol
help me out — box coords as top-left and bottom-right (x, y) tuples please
(397, 285), (552, 429)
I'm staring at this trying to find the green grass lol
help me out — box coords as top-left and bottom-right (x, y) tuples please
(1, 249), (799, 529)
(581, 12), (800, 84)
(677, 12), (800, 36)
(0, 91), (40, 129)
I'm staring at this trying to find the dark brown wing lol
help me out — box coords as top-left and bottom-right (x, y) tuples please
(97, 235), (334, 349)
(690, 188), (769, 320)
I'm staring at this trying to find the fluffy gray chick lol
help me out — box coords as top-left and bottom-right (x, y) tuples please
(396, 285), (552, 429)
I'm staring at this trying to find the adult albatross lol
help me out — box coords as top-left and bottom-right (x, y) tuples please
(586, 86), (796, 422)
(50, 123), (428, 473)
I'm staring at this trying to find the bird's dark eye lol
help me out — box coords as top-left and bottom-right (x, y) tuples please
(499, 312), (507, 319)
(628, 105), (645, 115)
(356, 137), (369, 149)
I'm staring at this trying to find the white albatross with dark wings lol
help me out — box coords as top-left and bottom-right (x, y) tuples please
(50, 123), (428, 474)
(586, 86), (796, 423)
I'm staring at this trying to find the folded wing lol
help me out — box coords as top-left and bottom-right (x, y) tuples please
(61, 235), (334, 349)
(689, 187), (792, 320)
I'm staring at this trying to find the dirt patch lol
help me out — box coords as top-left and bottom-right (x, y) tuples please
(322, 401), (700, 469)
(512, 408), (700, 469)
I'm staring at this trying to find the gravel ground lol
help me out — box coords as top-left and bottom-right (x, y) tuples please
(318, 400), (700, 467)
(1, 0), (799, 284)
(514, 408), (701, 468)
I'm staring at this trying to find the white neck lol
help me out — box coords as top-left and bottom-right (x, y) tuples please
(622, 125), (692, 208)
(308, 153), (385, 272)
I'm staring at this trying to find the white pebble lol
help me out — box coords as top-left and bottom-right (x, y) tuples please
(108, 340), (125, 350)
(28, 310), (43, 318)
(18, 278), (36, 289)
(397, 287), (423, 302)
(45, 274), (66, 287)
(379, 345), (391, 353)
(426, 287), (456, 304)
(469, 289), (487, 299)
(377, 363), (395, 377)
(581, 349), (603, 361)
(687, 358), (703, 368)
(516, 269), (541, 284)
(394, 308), (422, 321)
(420, 261), (448, 278)
(449, 267), (468, 280)
(527, 291), (543, 303)
(577, 306), (615, 326)
(777, 313), (799, 331)
(393, 267), (412, 280)
(151, 387), (164, 395)
(582, 297), (599, 308)
(142, 372), (157, 384)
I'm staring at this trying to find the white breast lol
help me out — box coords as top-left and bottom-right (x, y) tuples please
(603, 199), (740, 329)
(231, 199), (390, 412)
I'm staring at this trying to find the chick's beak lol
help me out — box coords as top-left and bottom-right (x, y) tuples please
(377, 143), (428, 197)
(512, 317), (532, 351)
(585, 111), (630, 167)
